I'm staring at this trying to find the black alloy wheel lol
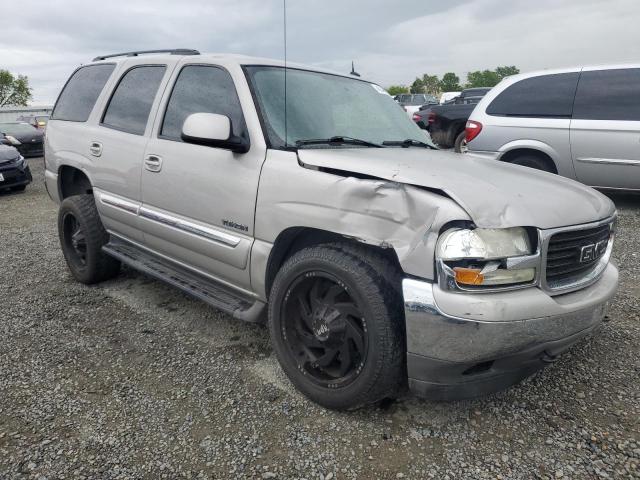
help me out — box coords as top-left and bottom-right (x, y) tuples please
(268, 244), (405, 410)
(62, 212), (88, 269)
(281, 271), (368, 388)
(58, 194), (120, 284)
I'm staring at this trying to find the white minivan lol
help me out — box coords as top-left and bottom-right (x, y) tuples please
(467, 64), (640, 191)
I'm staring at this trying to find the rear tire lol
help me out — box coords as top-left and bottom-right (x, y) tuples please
(454, 131), (467, 153)
(58, 194), (120, 284)
(268, 243), (405, 410)
(508, 154), (554, 173)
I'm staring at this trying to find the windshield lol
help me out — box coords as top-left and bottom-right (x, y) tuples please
(406, 94), (436, 105)
(0, 123), (37, 135)
(244, 66), (435, 149)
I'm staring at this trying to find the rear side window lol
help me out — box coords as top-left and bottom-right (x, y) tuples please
(161, 65), (246, 141)
(102, 65), (166, 135)
(573, 68), (640, 121)
(486, 72), (580, 118)
(52, 64), (115, 122)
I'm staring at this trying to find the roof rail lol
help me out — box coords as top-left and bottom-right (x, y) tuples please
(92, 49), (200, 62)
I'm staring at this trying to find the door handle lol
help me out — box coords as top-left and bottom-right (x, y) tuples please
(89, 141), (102, 157)
(144, 154), (163, 172)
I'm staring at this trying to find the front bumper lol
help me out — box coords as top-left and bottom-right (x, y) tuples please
(17, 142), (44, 158)
(0, 162), (32, 189)
(403, 263), (618, 400)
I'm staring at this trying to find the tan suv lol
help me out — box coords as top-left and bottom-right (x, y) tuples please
(45, 49), (618, 410)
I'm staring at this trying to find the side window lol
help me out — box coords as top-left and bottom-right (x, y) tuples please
(102, 65), (166, 135)
(52, 64), (115, 122)
(161, 65), (246, 141)
(486, 72), (580, 118)
(573, 68), (640, 121)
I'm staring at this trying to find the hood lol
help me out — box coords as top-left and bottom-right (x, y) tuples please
(0, 144), (20, 162)
(11, 128), (44, 143)
(297, 148), (615, 229)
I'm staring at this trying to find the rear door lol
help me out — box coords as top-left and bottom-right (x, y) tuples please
(571, 67), (640, 189)
(139, 62), (266, 290)
(91, 61), (172, 242)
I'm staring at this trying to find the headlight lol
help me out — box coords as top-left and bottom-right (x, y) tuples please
(437, 227), (531, 260)
(5, 135), (21, 146)
(437, 227), (536, 289)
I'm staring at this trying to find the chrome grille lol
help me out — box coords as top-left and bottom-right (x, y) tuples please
(545, 224), (611, 284)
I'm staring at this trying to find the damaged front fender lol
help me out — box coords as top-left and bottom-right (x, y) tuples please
(253, 150), (471, 293)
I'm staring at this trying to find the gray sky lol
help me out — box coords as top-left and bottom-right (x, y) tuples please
(3, 0), (640, 104)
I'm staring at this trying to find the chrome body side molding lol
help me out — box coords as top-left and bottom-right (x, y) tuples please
(138, 206), (241, 247)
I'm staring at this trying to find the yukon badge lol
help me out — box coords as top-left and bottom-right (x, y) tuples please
(223, 219), (249, 232)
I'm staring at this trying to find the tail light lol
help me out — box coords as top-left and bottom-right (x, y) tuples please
(412, 113), (421, 122)
(427, 112), (436, 125)
(465, 120), (483, 142)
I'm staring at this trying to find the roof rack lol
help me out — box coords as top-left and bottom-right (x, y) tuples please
(92, 49), (200, 62)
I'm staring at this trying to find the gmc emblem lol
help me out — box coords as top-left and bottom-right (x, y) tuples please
(579, 239), (608, 263)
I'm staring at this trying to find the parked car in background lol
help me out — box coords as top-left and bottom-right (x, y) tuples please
(439, 91), (461, 104)
(396, 93), (438, 115)
(414, 88), (491, 152)
(16, 114), (49, 130)
(0, 122), (45, 157)
(46, 50), (617, 410)
(0, 143), (32, 192)
(440, 87), (491, 105)
(467, 64), (640, 190)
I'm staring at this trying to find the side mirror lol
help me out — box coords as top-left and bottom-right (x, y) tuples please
(181, 113), (249, 153)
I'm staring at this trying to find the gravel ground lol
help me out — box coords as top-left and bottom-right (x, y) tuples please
(1, 157), (638, 480)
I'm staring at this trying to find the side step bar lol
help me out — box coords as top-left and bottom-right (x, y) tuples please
(102, 239), (265, 323)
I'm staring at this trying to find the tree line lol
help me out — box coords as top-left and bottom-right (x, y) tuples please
(387, 66), (519, 96)
(0, 69), (32, 107)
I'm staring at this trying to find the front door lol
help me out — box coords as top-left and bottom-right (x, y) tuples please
(139, 64), (265, 290)
(571, 67), (640, 190)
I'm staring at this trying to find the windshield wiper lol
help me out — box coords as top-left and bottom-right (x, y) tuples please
(382, 139), (438, 149)
(295, 136), (385, 148)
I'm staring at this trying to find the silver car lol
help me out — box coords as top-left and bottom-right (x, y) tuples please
(45, 49), (618, 410)
(467, 64), (640, 191)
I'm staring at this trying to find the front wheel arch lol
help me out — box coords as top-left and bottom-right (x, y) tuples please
(264, 227), (402, 298)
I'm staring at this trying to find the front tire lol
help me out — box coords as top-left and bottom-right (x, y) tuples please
(268, 244), (405, 410)
(58, 194), (120, 284)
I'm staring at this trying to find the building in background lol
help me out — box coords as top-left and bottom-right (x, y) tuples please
(0, 105), (53, 123)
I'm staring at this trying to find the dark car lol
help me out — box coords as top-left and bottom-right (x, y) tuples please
(440, 87), (492, 105)
(16, 114), (49, 130)
(0, 122), (45, 157)
(413, 88), (492, 152)
(0, 143), (32, 192)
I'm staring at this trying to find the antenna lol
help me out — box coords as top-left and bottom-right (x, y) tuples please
(283, 0), (288, 147)
(350, 61), (361, 77)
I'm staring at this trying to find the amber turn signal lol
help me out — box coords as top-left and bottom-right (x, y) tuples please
(453, 267), (484, 285)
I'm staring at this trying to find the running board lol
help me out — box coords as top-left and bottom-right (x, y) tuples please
(102, 239), (265, 323)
